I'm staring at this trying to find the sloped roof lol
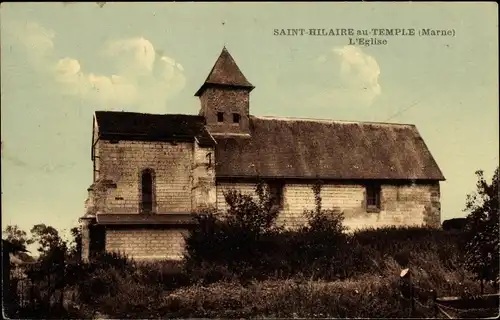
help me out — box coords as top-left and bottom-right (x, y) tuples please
(92, 112), (445, 181)
(94, 111), (216, 147)
(214, 116), (445, 180)
(195, 47), (254, 96)
(96, 214), (196, 226)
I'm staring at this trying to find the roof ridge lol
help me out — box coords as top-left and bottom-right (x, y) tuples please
(95, 111), (203, 118)
(194, 47), (254, 96)
(252, 115), (415, 127)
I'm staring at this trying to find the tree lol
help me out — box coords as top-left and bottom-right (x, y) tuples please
(2, 225), (33, 251)
(30, 224), (67, 260)
(299, 181), (347, 277)
(303, 181), (346, 234)
(184, 181), (281, 274)
(67, 226), (82, 261)
(463, 166), (499, 292)
(223, 181), (281, 235)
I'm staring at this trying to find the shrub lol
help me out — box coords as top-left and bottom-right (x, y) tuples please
(89, 250), (136, 272)
(184, 209), (228, 266)
(159, 272), (490, 319)
(71, 255), (190, 317)
(134, 260), (190, 290)
(463, 167), (499, 290)
(74, 251), (136, 305)
(184, 181), (283, 282)
(291, 181), (350, 279)
(184, 179), (469, 283)
(95, 273), (165, 318)
(14, 223), (479, 319)
(223, 181), (281, 234)
(303, 181), (346, 235)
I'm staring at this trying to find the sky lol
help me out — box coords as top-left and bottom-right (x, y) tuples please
(1, 2), (498, 243)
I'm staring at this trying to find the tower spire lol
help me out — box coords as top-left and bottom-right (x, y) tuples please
(194, 47), (254, 97)
(196, 47), (254, 136)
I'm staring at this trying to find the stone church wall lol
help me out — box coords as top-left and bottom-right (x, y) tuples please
(216, 181), (441, 231)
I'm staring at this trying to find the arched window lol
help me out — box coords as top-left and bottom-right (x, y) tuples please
(141, 169), (154, 213)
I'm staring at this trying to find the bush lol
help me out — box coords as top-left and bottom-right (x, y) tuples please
(70, 255), (190, 318)
(184, 179), (469, 283)
(184, 181), (283, 282)
(159, 271), (491, 319)
(74, 252), (136, 305)
(134, 260), (191, 290)
(303, 181), (346, 235)
(94, 273), (165, 318)
(463, 167), (499, 290)
(14, 222), (479, 319)
(291, 181), (350, 279)
(223, 181), (281, 234)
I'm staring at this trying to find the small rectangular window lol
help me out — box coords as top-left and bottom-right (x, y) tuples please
(269, 181), (285, 210)
(232, 113), (241, 124)
(366, 184), (381, 212)
(217, 112), (224, 122)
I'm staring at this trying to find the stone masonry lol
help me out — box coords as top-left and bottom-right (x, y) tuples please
(199, 87), (251, 136)
(85, 135), (215, 261)
(81, 47), (444, 262)
(105, 228), (188, 261)
(96, 140), (194, 213)
(216, 181), (441, 231)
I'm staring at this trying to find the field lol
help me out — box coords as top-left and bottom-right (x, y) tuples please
(8, 226), (498, 319)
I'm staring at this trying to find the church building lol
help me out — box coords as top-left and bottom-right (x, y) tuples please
(80, 47), (445, 261)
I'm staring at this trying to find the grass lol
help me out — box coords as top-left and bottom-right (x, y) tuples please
(157, 253), (491, 319)
(81, 228), (495, 318)
(10, 227), (498, 319)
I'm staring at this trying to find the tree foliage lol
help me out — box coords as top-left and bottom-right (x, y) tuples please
(184, 180), (353, 282)
(2, 223), (82, 264)
(184, 181), (280, 268)
(67, 226), (82, 261)
(222, 181), (281, 235)
(296, 181), (348, 277)
(30, 224), (67, 257)
(2, 225), (33, 251)
(463, 166), (499, 288)
(303, 181), (346, 235)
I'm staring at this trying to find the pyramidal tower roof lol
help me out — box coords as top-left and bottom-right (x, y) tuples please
(195, 47), (254, 96)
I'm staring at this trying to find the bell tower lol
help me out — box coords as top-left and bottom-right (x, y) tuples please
(195, 47), (254, 136)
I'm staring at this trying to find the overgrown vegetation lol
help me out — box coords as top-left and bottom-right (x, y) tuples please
(462, 166), (499, 292)
(3, 168), (499, 318)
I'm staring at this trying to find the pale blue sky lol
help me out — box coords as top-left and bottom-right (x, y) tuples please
(1, 2), (498, 239)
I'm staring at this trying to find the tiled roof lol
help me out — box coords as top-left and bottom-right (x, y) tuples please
(97, 213), (196, 226)
(195, 47), (254, 96)
(214, 116), (445, 180)
(96, 214), (197, 225)
(94, 111), (215, 147)
(94, 111), (444, 180)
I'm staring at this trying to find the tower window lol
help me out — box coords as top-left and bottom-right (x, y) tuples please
(232, 113), (241, 124)
(217, 112), (224, 122)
